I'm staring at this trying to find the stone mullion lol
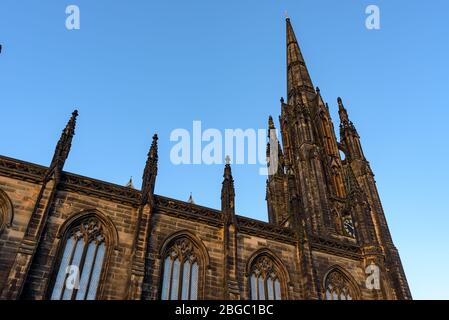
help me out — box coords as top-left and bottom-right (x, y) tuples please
(83, 241), (100, 300)
(167, 256), (175, 300)
(256, 273), (260, 300)
(71, 237), (90, 300)
(186, 259), (192, 300)
(58, 237), (78, 300)
(177, 257), (185, 300)
(263, 275), (269, 300)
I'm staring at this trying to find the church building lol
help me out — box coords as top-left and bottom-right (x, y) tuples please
(0, 18), (411, 300)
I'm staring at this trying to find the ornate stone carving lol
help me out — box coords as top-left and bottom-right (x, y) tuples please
(167, 238), (196, 262)
(325, 270), (356, 300)
(69, 218), (105, 244)
(251, 256), (275, 277)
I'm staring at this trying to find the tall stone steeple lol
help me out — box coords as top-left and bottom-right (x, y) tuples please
(286, 18), (315, 105)
(276, 17), (411, 299)
(279, 18), (331, 235)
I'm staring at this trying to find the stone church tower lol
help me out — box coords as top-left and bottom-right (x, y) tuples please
(0, 18), (411, 300)
(266, 18), (411, 299)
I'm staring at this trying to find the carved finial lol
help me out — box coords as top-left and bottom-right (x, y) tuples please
(268, 115), (275, 130)
(146, 133), (159, 170)
(338, 98), (350, 125)
(188, 192), (195, 204)
(280, 97), (285, 103)
(150, 134), (158, 158)
(221, 156), (235, 215)
(337, 97), (343, 106)
(126, 176), (135, 189)
(141, 132), (159, 205)
(47, 109), (79, 179)
(61, 109), (78, 136)
(316, 86), (320, 93)
(337, 97), (344, 110)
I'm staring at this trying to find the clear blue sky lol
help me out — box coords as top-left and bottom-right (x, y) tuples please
(1, 0), (448, 300)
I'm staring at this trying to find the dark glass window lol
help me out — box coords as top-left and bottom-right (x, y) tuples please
(51, 218), (106, 300)
(324, 270), (355, 300)
(250, 256), (282, 300)
(161, 239), (199, 300)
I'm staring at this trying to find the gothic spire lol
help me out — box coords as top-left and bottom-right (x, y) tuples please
(223, 156), (233, 184)
(268, 115), (275, 130)
(266, 117), (272, 160)
(266, 116), (284, 176)
(338, 97), (349, 124)
(188, 192), (195, 204)
(141, 134), (158, 205)
(266, 115), (275, 159)
(47, 110), (78, 180)
(221, 156), (235, 215)
(338, 97), (359, 134)
(286, 17), (315, 104)
(125, 177), (135, 189)
(338, 97), (366, 162)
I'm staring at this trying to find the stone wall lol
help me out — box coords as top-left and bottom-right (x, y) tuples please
(0, 175), (40, 290)
(0, 155), (408, 300)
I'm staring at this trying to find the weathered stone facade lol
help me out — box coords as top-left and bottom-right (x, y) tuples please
(0, 18), (411, 300)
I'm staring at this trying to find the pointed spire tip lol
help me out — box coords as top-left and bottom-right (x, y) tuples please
(125, 176), (135, 189)
(188, 192), (195, 204)
(338, 97), (347, 110)
(268, 115), (275, 129)
(286, 14), (315, 100)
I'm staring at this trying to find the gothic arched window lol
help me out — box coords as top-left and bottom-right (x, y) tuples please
(250, 256), (283, 300)
(161, 238), (199, 300)
(324, 269), (357, 300)
(51, 217), (108, 300)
